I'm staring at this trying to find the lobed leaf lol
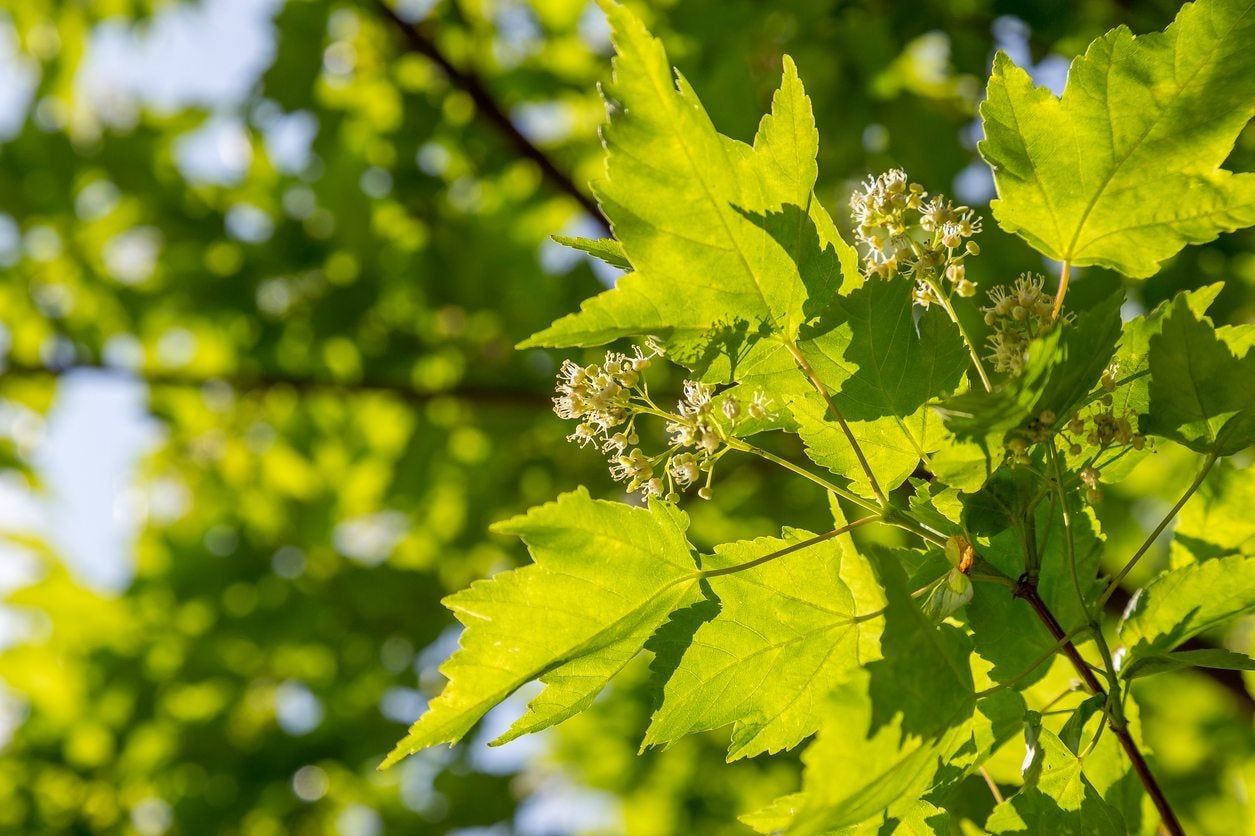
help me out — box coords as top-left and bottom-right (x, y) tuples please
(1142, 294), (1255, 455)
(381, 489), (702, 766)
(1117, 553), (1255, 665)
(644, 525), (885, 761)
(777, 549), (1019, 833)
(791, 277), (970, 493)
(986, 720), (1125, 834)
(1170, 460), (1255, 566)
(979, 0), (1255, 277)
(522, 1), (853, 350)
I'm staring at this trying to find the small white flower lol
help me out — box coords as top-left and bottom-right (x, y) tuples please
(669, 453), (701, 488)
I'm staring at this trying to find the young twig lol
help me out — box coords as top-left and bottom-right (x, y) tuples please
(698, 516), (876, 578)
(1051, 261), (1071, 320)
(784, 341), (887, 505)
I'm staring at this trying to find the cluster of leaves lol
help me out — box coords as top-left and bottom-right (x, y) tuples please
(389, 1), (1255, 832)
(0, 0), (1251, 833)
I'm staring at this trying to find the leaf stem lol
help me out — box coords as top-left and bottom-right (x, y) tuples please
(727, 439), (877, 513)
(975, 620), (1092, 697)
(698, 517), (877, 578)
(1096, 451), (1218, 608)
(1052, 261), (1071, 320)
(726, 439), (946, 549)
(783, 341), (887, 505)
(979, 767), (1006, 805)
(924, 275), (993, 392)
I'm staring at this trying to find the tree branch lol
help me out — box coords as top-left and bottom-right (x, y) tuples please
(1013, 577), (1185, 836)
(1, 358), (549, 408)
(370, 0), (607, 228)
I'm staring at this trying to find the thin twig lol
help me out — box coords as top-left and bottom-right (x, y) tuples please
(699, 516), (876, 578)
(979, 767), (1006, 805)
(1098, 451), (1218, 608)
(371, 0), (607, 227)
(1052, 261), (1071, 320)
(784, 341), (887, 505)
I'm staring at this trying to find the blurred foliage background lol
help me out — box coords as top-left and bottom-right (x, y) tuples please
(0, 0), (1249, 833)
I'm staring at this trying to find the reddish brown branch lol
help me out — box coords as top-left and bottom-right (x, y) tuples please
(1013, 577), (1185, 836)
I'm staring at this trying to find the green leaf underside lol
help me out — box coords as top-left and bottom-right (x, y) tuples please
(1122, 647), (1255, 681)
(1170, 460), (1255, 566)
(790, 278), (970, 493)
(521, 2), (854, 350)
(939, 292), (1123, 473)
(551, 235), (631, 270)
(644, 525), (886, 761)
(1142, 293), (1255, 454)
(1118, 553), (1255, 663)
(791, 392), (937, 496)
(381, 489), (701, 766)
(967, 494), (1105, 687)
(742, 797), (949, 835)
(819, 277), (970, 421)
(979, 0), (1255, 277)
(1113, 284), (1223, 411)
(986, 723), (1125, 834)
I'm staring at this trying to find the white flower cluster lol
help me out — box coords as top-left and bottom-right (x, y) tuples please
(662, 382), (774, 499)
(981, 273), (1064, 375)
(553, 343), (659, 445)
(849, 169), (981, 303)
(553, 344), (773, 501)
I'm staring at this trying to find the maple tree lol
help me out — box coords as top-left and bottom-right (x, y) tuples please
(386, 2), (1255, 832)
(0, 0), (1250, 833)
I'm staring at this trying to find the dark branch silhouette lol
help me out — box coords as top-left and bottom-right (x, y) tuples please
(371, 0), (607, 229)
(2, 358), (549, 408)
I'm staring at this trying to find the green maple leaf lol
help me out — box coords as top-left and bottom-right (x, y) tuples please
(1118, 553), (1255, 663)
(790, 278), (970, 493)
(381, 489), (702, 767)
(521, 0), (855, 350)
(1112, 284), (1223, 414)
(551, 235), (631, 270)
(777, 550), (1020, 833)
(979, 0), (1255, 277)
(643, 524), (885, 761)
(741, 797), (949, 835)
(1122, 647), (1255, 681)
(986, 720), (1125, 834)
(1142, 293), (1255, 455)
(941, 292), (1122, 448)
(1170, 460), (1255, 565)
